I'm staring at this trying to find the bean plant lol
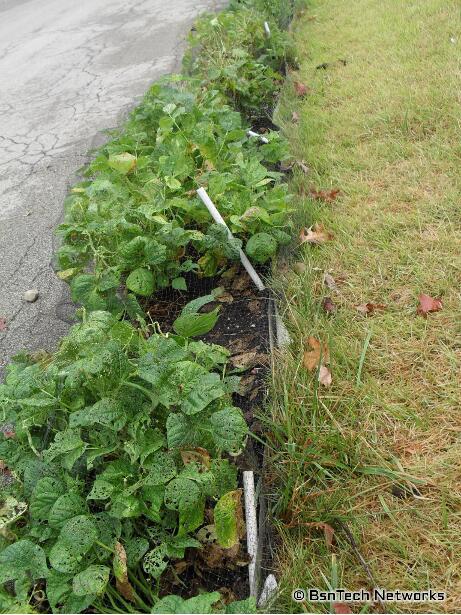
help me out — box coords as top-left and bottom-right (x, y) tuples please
(56, 83), (292, 313)
(0, 308), (251, 613)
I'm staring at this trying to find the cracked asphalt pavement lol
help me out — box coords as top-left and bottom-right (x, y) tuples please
(0, 0), (223, 377)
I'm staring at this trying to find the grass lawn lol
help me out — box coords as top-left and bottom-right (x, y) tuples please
(267, 0), (461, 612)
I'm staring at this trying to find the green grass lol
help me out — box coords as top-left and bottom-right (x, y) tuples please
(267, 0), (461, 612)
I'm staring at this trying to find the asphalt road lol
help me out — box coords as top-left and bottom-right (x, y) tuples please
(0, 0), (222, 377)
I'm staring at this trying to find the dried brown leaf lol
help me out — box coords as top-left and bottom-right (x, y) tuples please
(322, 297), (337, 314)
(291, 111), (300, 123)
(247, 299), (261, 314)
(216, 291), (234, 303)
(417, 293), (442, 317)
(309, 187), (341, 202)
(113, 542), (135, 602)
(180, 448), (211, 470)
(299, 223), (334, 245)
(294, 81), (309, 97)
(318, 365), (332, 387)
(231, 273), (251, 292)
(303, 336), (329, 371)
(238, 374), (257, 396)
(231, 351), (258, 369)
(333, 603), (353, 614)
(355, 302), (386, 315)
(323, 272), (337, 290)
(297, 160), (310, 174)
(0, 318), (6, 332)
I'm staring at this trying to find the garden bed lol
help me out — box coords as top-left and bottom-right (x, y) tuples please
(0, 0), (297, 611)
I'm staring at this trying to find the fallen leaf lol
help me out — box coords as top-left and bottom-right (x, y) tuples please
(216, 291), (234, 303)
(297, 160), (310, 174)
(322, 297), (337, 314)
(355, 302), (386, 315)
(323, 273), (337, 290)
(291, 111), (300, 123)
(238, 374), (257, 396)
(303, 336), (329, 372)
(318, 365), (332, 387)
(231, 273), (251, 292)
(299, 223), (334, 245)
(294, 81), (309, 97)
(228, 334), (257, 355)
(247, 299), (261, 314)
(231, 351), (258, 369)
(0, 318), (6, 332)
(309, 187), (341, 202)
(417, 293), (442, 317)
(333, 603), (353, 614)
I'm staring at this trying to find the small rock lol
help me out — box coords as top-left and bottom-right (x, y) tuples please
(293, 262), (307, 275)
(24, 289), (39, 303)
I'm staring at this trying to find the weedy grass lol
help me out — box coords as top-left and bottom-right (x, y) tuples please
(267, 0), (461, 612)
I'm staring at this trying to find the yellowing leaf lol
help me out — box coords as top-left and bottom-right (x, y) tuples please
(57, 268), (78, 281)
(214, 490), (243, 549)
(108, 152), (137, 175)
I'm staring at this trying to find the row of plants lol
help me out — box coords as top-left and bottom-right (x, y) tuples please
(56, 4), (296, 315)
(0, 0), (297, 612)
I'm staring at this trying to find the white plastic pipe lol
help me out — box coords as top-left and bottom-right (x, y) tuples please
(264, 21), (271, 37)
(243, 470), (258, 598)
(196, 187), (265, 291)
(247, 129), (269, 145)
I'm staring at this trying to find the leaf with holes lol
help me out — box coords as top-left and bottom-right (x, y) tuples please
(73, 565), (110, 596)
(87, 479), (115, 501)
(210, 407), (248, 454)
(126, 268), (155, 297)
(48, 492), (86, 529)
(43, 429), (87, 471)
(0, 540), (48, 583)
(144, 451), (177, 486)
(143, 544), (169, 579)
(70, 397), (127, 431)
(29, 477), (65, 521)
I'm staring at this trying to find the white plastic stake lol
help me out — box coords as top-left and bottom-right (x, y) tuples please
(258, 574), (278, 608)
(247, 129), (269, 145)
(196, 187), (265, 291)
(264, 21), (271, 37)
(243, 470), (258, 598)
